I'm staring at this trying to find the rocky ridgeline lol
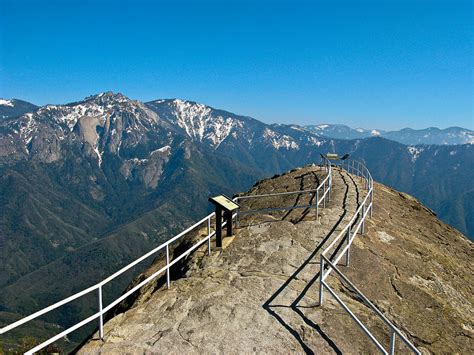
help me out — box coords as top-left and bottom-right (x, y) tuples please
(80, 165), (473, 354)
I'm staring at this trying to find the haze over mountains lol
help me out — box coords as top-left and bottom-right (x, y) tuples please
(0, 92), (472, 348)
(306, 123), (474, 145)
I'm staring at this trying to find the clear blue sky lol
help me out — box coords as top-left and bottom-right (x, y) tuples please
(0, 0), (472, 130)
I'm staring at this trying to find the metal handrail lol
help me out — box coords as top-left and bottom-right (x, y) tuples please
(319, 159), (420, 355)
(1, 160), (333, 354)
(1, 212), (217, 353)
(235, 160), (332, 218)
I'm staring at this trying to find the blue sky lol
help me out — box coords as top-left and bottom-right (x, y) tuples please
(0, 0), (472, 130)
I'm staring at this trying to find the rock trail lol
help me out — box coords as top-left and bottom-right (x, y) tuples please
(260, 168), (364, 355)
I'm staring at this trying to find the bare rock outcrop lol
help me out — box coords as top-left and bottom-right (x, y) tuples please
(80, 166), (473, 354)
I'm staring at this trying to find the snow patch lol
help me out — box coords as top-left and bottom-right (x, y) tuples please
(18, 114), (38, 152)
(0, 99), (14, 107)
(93, 146), (103, 167)
(263, 128), (299, 150)
(38, 102), (107, 131)
(371, 129), (381, 136)
(290, 125), (304, 132)
(308, 136), (323, 146)
(168, 99), (236, 147)
(407, 146), (424, 162)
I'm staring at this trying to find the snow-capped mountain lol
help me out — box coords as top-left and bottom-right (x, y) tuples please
(305, 124), (473, 145)
(0, 98), (38, 119)
(0, 92), (472, 243)
(3, 94), (470, 170)
(146, 99), (240, 147)
(1, 93), (470, 177)
(146, 98), (309, 151)
(146, 98), (253, 148)
(0, 92), (175, 168)
(1, 94), (318, 166)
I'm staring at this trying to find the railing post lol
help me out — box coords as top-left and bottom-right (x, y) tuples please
(329, 164), (332, 200)
(323, 182), (326, 208)
(329, 173), (332, 200)
(166, 244), (170, 289)
(319, 254), (325, 305)
(345, 228), (351, 266)
(207, 216), (211, 255)
(389, 331), (396, 355)
(328, 179), (331, 201)
(370, 188), (374, 218)
(98, 285), (104, 340)
(316, 189), (319, 218)
(361, 204), (366, 234)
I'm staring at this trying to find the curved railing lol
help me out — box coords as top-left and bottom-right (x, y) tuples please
(235, 159), (332, 223)
(0, 159), (333, 354)
(2, 158), (420, 354)
(1, 213), (218, 354)
(319, 159), (420, 355)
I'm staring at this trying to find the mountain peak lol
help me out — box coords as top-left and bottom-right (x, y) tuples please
(84, 91), (130, 105)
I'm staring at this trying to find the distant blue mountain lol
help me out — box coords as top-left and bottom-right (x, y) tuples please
(305, 124), (473, 145)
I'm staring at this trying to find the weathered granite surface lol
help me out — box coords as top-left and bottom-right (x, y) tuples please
(80, 166), (473, 354)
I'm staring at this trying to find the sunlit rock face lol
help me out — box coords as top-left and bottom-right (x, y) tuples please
(79, 166), (473, 354)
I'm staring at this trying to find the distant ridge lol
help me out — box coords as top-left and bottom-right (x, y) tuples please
(305, 123), (474, 145)
(0, 98), (38, 119)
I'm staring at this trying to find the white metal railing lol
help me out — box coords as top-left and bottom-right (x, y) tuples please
(319, 159), (420, 355)
(1, 160), (333, 354)
(235, 160), (333, 221)
(0, 212), (218, 354)
(3, 158), (419, 354)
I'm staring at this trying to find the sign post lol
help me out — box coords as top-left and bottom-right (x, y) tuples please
(208, 195), (240, 248)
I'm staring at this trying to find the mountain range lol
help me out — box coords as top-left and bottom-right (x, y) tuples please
(305, 123), (474, 145)
(2, 98), (473, 146)
(0, 92), (472, 349)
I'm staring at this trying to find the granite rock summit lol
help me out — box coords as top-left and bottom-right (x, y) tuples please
(80, 165), (473, 354)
